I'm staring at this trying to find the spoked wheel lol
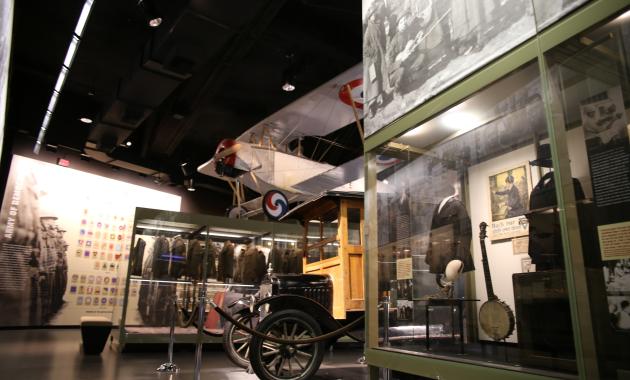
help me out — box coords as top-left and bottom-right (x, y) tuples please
(249, 309), (324, 380)
(223, 313), (257, 368)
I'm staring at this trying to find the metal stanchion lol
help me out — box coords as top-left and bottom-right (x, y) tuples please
(382, 296), (391, 380)
(157, 295), (179, 373)
(193, 286), (206, 380)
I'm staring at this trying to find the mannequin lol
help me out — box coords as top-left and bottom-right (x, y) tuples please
(425, 173), (474, 297)
(217, 240), (234, 283)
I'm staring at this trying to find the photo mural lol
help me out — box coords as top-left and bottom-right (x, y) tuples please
(362, 0), (587, 136)
(0, 155), (181, 326)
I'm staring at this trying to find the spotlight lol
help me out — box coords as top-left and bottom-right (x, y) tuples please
(281, 69), (296, 92)
(186, 178), (196, 192)
(79, 117), (93, 124)
(137, 0), (162, 28)
(282, 81), (295, 92)
(180, 162), (190, 176)
(125, 141), (132, 147)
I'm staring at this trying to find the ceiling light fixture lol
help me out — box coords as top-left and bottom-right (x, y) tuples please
(79, 117), (93, 124)
(137, 0), (162, 28)
(282, 81), (295, 92)
(34, 0), (94, 154)
(149, 17), (162, 28)
(186, 178), (196, 192)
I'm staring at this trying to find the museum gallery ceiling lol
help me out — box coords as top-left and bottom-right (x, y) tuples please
(6, 0), (363, 208)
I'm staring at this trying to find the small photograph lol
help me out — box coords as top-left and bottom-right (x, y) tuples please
(397, 300), (413, 321)
(76, 296), (84, 306)
(100, 252), (106, 260)
(94, 261), (100, 270)
(124, 254), (129, 261)
(111, 277), (117, 285)
(110, 234), (115, 240)
(87, 230), (93, 237)
(81, 219), (87, 225)
(94, 287), (100, 295)
(103, 287), (109, 295)
(95, 231), (101, 239)
(71, 274), (79, 283)
(109, 298), (115, 306)
(109, 263), (116, 271)
(80, 229), (86, 236)
(75, 249), (82, 258)
(107, 253), (112, 261)
(101, 242), (107, 250)
(110, 288), (117, 295)
(396, 279), (413, 301)
(87, 275), (94, 284)
(85, 286), (92, 295)
(489, 165), (529, 221)
(114, 253), (121, 261)
(109, 243), (114, 250)
(69, 286), (77, 294)
(101, 262), (107, 271)
(608, 296), (630, 331)
(80, 275), (87, 284)
(604, 259), (630, 292)
(78, 286), (85, 295)
(83, 250), (90, 257)
(92, 251), (98, 259)
(78, 240), (84, 246)
(115, 244), (122, 252)
(85, 297), (92, 306)
(101, 297), (107, 305)
(95, 276), (102, 284)
(86, 241), (92, 247)
(104, 277), (110, 285)
(97, 222), (102, 229)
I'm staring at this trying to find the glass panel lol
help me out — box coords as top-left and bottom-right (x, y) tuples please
(323, 241), (339, 260)
(307, 248), (321, 264)
(532, 0), (588, 31)
(373, 60), (577, 375)
(347, 208), (362, 245)
(545, 9), (630, 379)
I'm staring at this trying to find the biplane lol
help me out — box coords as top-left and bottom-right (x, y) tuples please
(197, 64), (366, 218)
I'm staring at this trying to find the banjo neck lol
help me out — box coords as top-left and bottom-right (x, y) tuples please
(479, 222), (496, 300)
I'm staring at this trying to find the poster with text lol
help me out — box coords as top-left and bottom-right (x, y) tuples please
(488, 164), (530, 241)
(0, 155), (181, 326)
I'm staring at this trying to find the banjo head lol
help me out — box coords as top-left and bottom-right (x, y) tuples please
(479, 300), (515, 341)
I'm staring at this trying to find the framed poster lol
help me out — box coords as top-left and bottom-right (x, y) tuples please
(488, 164), (531, 241)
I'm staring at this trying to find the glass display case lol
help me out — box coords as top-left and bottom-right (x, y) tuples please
(363, 3), (630, 379)
(114, 207), (302, 348)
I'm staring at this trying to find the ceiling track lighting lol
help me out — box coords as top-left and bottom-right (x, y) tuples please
(34, 0), (94, 154)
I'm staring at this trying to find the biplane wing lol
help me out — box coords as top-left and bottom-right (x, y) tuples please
(235, 64), (363, 149)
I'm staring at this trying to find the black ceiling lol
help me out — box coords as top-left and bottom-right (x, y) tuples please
(6, 0), (362, 205)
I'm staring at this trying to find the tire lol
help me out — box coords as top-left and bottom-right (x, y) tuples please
(249, 309), (324, 380)
(223, 313), (257, 368)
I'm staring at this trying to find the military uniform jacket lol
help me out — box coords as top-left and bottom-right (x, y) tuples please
(217, 244), (234, 282)
(240, 246), (260, 285)
(425, 197), (474, 274)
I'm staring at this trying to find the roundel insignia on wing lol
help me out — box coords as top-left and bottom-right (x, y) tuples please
(338, 78), (363, 109)
(262, 190), (288, 220)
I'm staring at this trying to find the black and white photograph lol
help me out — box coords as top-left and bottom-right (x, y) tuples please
(579, 86), (629, 149)
(397, 299), (413, 321)
(604, 259), (630, 331)
(362, 0), (586, 136)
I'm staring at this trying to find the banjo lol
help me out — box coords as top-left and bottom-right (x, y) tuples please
(478, 222), (515, 341)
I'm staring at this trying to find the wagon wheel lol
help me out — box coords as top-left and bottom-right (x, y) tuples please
(223, 313), (257, 368)
(249, 309), (324, 380)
